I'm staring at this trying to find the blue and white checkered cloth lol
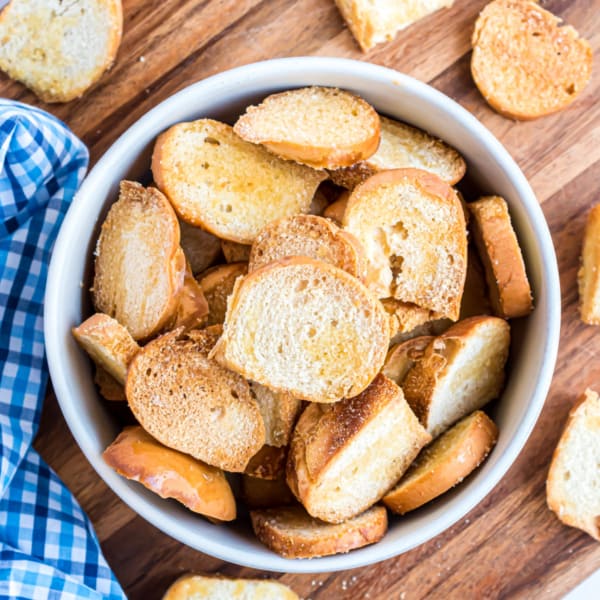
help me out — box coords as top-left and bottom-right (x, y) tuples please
(0, 100), (125, 599)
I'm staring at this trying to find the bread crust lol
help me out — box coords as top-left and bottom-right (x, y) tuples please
(468, 196), (532, 318)
(0, 0), (123, 103)
(471, 0), (592, 120)
(546, 389), (600, 541)
(383, 410), (498, 514)
(103, 426), (236, 521)
(233, 87), (380, 169)
(322, 191), (350, 225)
(459, 245), (492, 319)
(578, 205), (600, 325)
(250, 505), (387, 558)
(262, 137), (379, 171)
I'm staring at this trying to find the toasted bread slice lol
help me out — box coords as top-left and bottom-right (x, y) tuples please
(126, 327), (265, 472)
(233, 87), (380, 169)
(94, 366), (126, 401)
(547, 389), (600, 541)
(249, 382), (302, 448)
(72, 313), (140, 385)
(92, 181), (186, 341)
(381, 299), (434, 342)
(152, 119), (325, 244)
(579, 205), (600, 325)
(383, 411), (498, 514)
(322, 190), (350, 225)
(163, 574), (299, 600)
(249, 214), (367, 280)
(468, 196), (532, 319)
(343, 169), (467, 319)
(220, 240), (251, 263)
(0, 0), (122, 103)
(471, 0), (592, 120)
(178, 220), (222, 276)
(198, 262), (248, 326)
(251, 505), (387, 558)
(383, 336), (434, 386)
(242, 475), (296, 509)
(244, 445), (288, 480)
(103, 426), (236, 521)
(171, 265), (209, 330)
(403, 316), (510, 438)
(330, 116), (465, 189)
(334, 0), (454, 51)
(211, 257), (389, 403)
(286, 375), (431, 523)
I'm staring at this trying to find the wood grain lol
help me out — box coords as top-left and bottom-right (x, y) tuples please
(3, 0), (598, 597)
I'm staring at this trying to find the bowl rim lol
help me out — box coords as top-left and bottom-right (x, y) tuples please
(45, 56), (561, 573)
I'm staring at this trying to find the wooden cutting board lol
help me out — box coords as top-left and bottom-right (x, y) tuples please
(2, 0), (598, 597)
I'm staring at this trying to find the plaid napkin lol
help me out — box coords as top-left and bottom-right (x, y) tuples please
(0, 100), (125, 599)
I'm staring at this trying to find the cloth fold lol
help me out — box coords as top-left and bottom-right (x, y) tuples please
(0, 99), (125, 599)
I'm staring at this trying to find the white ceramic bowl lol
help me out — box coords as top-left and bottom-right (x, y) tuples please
(45, 57), (560, 573)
